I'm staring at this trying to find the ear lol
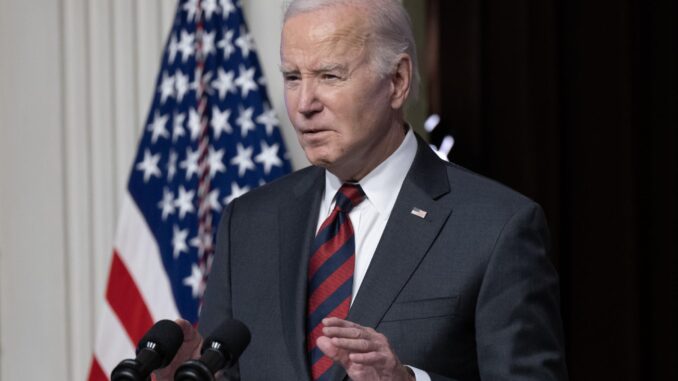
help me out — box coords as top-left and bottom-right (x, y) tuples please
(390, 54), (413, 109)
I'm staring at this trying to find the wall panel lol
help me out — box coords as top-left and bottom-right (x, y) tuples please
(0, 0), (70, 379)
(87, 0), (117, 333)
(62, 0), (94, 378)
(136, 0), (164, 131)
(111, 0), (140, 213)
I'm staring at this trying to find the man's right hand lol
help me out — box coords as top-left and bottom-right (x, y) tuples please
(153, 319), (203, 381)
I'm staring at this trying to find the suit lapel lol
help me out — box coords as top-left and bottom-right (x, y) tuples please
(329, 135), (453, 381)
(279, 167), (325, 381)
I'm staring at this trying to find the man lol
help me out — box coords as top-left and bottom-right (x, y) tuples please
(158, 0), (568, 380)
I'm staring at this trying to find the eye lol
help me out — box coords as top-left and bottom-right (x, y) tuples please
(322, 73), (340, 81)
(283, 74), (300, 82)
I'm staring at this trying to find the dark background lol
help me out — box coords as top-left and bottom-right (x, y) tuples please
(424, 0), (677, 379)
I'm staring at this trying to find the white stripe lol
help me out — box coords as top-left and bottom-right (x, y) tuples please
(114, 192), (181, 321)
(93, 302), (135, 377)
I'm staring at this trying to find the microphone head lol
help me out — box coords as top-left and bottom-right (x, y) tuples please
(201, 319), (251, 366)
(137, 319), (184, 367)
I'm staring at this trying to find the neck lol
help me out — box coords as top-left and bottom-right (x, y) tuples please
(329, 121), (408, 182)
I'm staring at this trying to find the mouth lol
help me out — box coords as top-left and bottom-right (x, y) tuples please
(298, 128), (334, 145)
(299, 128), (331, 135)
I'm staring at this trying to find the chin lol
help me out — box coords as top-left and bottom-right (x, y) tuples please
(303, 148), (335, 168)
(308, 156), (333, 169)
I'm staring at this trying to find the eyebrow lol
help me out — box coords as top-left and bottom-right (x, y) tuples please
(315, 64), (347, 73)
(279, 63), (348, 76)
(279, 64), (295, 74)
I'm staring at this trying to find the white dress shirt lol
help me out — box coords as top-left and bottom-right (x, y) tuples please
(315, 128), (432, 381)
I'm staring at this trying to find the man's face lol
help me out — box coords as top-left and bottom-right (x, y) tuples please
(280, 5), (404, 180)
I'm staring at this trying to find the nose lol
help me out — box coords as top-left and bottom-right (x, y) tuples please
(297, 79), (323, 118)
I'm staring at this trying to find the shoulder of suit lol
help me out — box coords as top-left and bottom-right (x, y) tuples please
(439, 160), (540, 213)
(230, 165), (322, 206)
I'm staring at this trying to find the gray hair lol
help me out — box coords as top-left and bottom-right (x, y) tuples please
(283, 0), (420, 101)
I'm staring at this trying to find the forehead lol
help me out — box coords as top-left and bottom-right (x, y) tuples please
(281, 6), (370, 68)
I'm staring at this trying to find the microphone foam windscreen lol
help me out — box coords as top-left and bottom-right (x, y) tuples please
(202, 319), (251, 361)
(138, 319), (184, 365)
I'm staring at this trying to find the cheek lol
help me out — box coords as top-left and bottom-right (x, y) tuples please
(283, 92), (294, 115)
(284, 88), (301, 116)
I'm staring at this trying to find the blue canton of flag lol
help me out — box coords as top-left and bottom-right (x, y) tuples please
(128, 0), (292, 324)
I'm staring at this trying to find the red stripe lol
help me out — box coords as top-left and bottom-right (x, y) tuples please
(312, 355), (335, 379)
(87, 357), (108, 381)
(317, 208), (340, 232)
(307, 298), (351, 352)
(307, 257), (354, 314)
(106, 250), (154, 345)
(308, 218), (353, 279)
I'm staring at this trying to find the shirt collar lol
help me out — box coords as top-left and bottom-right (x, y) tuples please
(323, 127), (417, 220)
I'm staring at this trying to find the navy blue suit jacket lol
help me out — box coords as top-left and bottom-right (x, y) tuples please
(200, 134), (568, 380)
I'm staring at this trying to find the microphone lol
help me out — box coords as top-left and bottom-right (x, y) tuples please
(174, 319), (251, 381)
(111, 319), (184, 381)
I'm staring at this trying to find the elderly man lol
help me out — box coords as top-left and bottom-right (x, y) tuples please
(158, 0), (568, 380)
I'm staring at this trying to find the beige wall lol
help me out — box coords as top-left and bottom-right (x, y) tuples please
(0, 1), (304, 380)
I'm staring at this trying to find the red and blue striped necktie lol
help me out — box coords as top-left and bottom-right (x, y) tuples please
(306, 183), (366, 380)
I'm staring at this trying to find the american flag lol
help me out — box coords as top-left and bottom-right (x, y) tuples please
(87, 0), (291, 379)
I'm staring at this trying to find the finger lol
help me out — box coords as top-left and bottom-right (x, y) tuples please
(329, 337), (374, 352)
(348, 351), (386, 365)
(176, 319), (202, 356)
(316, 336), (342, 361)
(322, 326), (367, 339)
(176, 319), (198, 341)
(322, 317), (361, 328)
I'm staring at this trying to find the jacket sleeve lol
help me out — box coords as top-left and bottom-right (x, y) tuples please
(474, 203), (568, 380)
(199, 200), (238, 381)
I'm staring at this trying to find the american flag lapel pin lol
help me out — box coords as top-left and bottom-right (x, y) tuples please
(410, 207), (428, 219)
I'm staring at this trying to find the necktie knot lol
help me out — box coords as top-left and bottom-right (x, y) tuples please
(335, 184), (365, 213)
